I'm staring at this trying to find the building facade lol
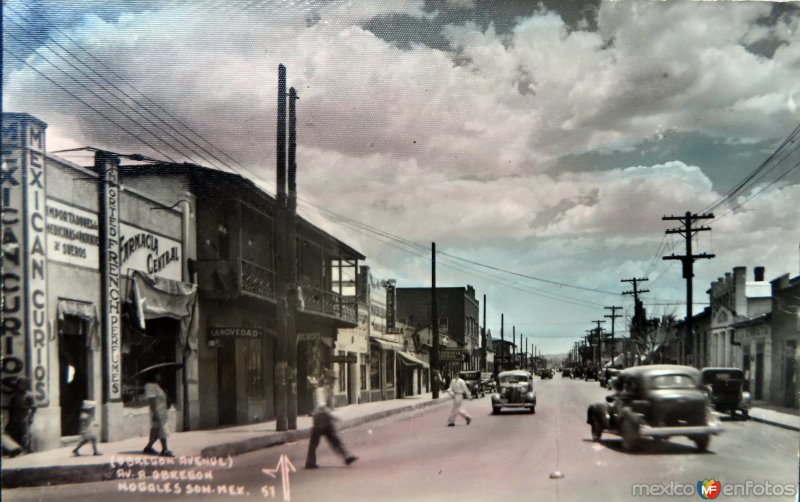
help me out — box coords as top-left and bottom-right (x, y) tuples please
(2, 113), (193, 450)
(396, 285), (480, 376)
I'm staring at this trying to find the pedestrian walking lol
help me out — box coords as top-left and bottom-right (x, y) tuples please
(447, 373), (472, 427)
(305, 369), (358, 469)
(72, 400), (101, 456)
(142, 373), (173, 457)
(7, 377), (36, 453)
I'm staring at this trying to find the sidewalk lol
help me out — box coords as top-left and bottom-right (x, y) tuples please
(3, 392), (451, 489)
(748, 404), (800, 431)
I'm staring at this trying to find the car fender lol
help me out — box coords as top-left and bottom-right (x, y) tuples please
(587, 402), (610, 429)
(619, 406), (646, 427)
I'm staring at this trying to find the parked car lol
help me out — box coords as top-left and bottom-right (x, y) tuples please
(491, 370), (536, 414)
(540, 368), (554, 379)
(586, 365), (723, 452)
(701, 367), (751, 419)
(584, 366), (599, 381)
(561, 367), (572, 378)
(480, 372), (496, 393)
(458, 370), (484, 398)
(599, 367), (621, 388)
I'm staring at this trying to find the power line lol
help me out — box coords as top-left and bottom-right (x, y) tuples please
(3, 49), (181, 163)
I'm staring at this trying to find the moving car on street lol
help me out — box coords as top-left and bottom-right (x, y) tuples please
(481, 372), (496, 393)
(491, 370), (536, 414)
(561, 367), (572, 378)
(586, 365), (723, 452)
(584, 366), (598, 381)
(599, 367), (620, 388)
(458, 370), (485, 398)
(540, 368), (554, 379)
(701, 367), (751, 419)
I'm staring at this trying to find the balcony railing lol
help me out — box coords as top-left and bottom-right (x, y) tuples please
(300, 285), (357, 324)
(241, 259), (275, 299)
(196, 259), (356, 324)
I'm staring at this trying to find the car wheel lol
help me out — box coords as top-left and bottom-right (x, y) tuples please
(729, 409), (737, 419)
(621, 419), (640, 452)
(693, 434), (711, 451)
(590, 417), (602, 442)
(742, 409), (749, 420)
(492, 406), (500, 415)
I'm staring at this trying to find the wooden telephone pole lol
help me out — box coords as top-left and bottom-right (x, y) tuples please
(663, 211), (715, 362)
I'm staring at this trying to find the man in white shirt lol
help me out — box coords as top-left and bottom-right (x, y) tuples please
(305, 369), (358, 469)
(447, 374), (473, 426)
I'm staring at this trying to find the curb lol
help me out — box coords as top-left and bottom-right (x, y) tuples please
(3, 397), (450, 489)
(201, 395), (449, 458)
(748, 415), (800, 432)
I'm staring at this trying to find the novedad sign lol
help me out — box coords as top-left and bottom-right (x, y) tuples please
(209, 327), (264, 339)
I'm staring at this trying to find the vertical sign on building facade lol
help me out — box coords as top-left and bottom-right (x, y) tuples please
(1, 113), (49, 404)
(386, 280), (396, 330)
(97, 151), (122, 401)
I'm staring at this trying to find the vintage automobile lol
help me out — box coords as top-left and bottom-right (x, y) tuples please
(480, 372), (496, 393)
(587, 365), (723, 451)
(561, 367), (572, 378)
(458, 370), (485, 398)
(701, 367), (751, 419)
(491, 370), (536, 414)
(599, 367), (621, 388)
(540, 368), (554, 379)
(584, 366), (599, 381)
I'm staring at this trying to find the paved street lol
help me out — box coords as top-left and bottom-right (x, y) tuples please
(7, 375), (797, 502)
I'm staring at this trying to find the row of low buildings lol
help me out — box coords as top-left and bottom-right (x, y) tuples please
(581, 264), (799, 410)
(1, 112), (506, 452)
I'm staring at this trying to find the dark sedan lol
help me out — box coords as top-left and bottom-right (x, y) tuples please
(587, 365), (723, 451)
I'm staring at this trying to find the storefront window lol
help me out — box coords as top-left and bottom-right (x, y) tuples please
(385, 351), (394, 388)
(360, 354), (368, 390)
(370, 345), (380, 389)
(121, 318), (178, 407)
(337, 351), (346, 392)
(246, 338), (264, 399)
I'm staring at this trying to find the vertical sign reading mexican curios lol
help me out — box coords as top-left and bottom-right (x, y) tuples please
(98, 153), (122, 401)
(1, 113), (49, 404)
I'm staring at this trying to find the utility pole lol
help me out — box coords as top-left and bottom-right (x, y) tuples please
(592, 320), (605, 366)
(622, 277), (649, 364)
(500, 314), (504, 373)
(274, 64), (288, 432)
(512, 326), (516, 369)
(663, 211), (715, 364)
(431, 242), (439, 399)
(286, 86), (299, 429)
(604, 306), (622, 367)
(481, 294), (486, 371)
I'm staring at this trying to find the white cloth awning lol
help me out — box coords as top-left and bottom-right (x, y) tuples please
(370, 337), (403, 351)
(397, 351), (429, 368)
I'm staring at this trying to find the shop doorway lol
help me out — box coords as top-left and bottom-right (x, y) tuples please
(59, 316), (91, 436)
(755, 344), (764, 400)
(785, 341), (797, 408)
(218, 339), (237, 425)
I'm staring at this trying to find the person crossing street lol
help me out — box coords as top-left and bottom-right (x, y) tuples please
(447, 373), (472, 426)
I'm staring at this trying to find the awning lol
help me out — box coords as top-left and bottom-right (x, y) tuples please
(397, 351), (429, 368)
(129, 270), (199, 351)
(370, 337), (403, 351)
(57, 299), (99, 349)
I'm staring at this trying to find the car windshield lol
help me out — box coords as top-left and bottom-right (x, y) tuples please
(650, 374), (697, 389)
(459, 372), (479, 380)
(704, 371), (743, 381)
(500, 374), (529, 384)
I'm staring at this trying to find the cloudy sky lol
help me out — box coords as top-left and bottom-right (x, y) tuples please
(4, 0), (800, 356)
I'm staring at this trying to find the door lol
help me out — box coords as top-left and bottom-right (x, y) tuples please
(785, 341), (797, 408)
(755, 346), (764, 401)
(59, 316), (89, 436)
(218, 339), (237, 425)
